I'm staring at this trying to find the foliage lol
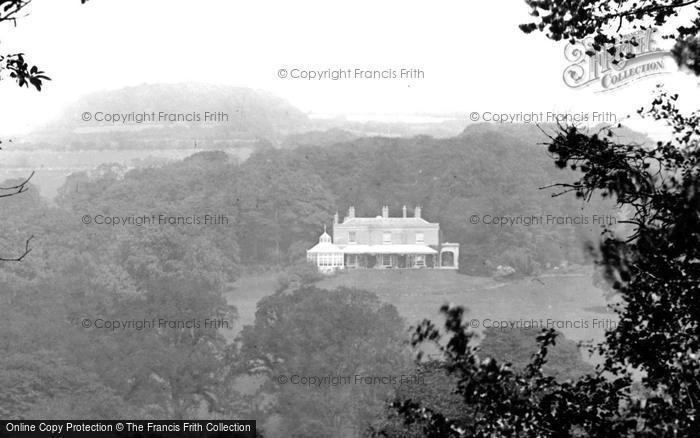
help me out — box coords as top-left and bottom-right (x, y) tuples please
(373, 325), (597, 437)
(477, 327), (595, 382)
(274, 261), (324, 293)
(0, 351), (135, 419)
(520, 0), (700, 73)
(0, 53), (50, 90)
(248, 125), (616, 274)
(0, 1), (88, 90)
(376, 7), (700, 429)
(496, 247), (540, 276)
(545, 88), (700, 431)
(238, 286), (411, 437)
(376, 305), (634, 437)
(0, 170), (238, 418)
(379, 85), (700, 438)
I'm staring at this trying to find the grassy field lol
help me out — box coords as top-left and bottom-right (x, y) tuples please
(225, 269), (615, 349)
(224, 268), (615, 401)
(318, 270), (614, 346)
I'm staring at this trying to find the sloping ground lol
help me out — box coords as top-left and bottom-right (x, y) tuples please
(225, 269), (615, 366)
(224, 268), (614, 406)
(222, 272), (281, 342)
(316, 269), (614, 346)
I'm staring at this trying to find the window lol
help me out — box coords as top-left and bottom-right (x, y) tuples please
(415, 255), (425, 267)
(349, 231), (356, 244)
(382, 232), (392, 244)
(415, 232), (424, 244)
(382, 254), (393, 267)
(319, 254), (329, 266)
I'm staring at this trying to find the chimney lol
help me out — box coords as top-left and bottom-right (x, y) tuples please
(334, 212), (339, 224)
(414, 206), (421, 218)
(402, 205), (407, 218)
(348, 206), (355, 219)
(382, 205), (389, 219)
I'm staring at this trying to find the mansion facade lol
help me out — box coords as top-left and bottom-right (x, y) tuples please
(307, 205), (459, 273)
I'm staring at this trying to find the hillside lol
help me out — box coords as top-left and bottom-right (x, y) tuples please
(315, 269), (612, 345)
(16, 84), (472, 151)
(21, 83), (312, 149)
(35, 120), (629, 273)
(224, 269), (612, 372)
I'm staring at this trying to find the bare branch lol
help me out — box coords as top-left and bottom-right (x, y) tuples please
(0, 0), (32, 25)
(603, 0), (700, 20)
(0, 170), (33, 198)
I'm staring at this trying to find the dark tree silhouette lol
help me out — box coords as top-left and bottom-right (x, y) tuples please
(377, 3), (700, 436)
(0, 1), (87, 261)
(0, 1), (63, 90)
(520, 0), (700, 73)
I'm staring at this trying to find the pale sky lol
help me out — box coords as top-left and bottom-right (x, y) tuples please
(1, 0), (699, 137)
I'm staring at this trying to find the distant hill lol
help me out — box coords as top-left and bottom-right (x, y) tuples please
(22, 83), (312, 150)
(16, 83), (475, 150)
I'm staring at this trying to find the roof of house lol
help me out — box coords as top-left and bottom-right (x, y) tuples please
(337, 217), (437, 228)
(307, 241), (343, 254)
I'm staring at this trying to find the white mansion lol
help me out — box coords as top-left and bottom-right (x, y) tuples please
(307, 206), (459, 273)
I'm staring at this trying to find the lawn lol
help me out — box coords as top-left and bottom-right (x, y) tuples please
(224, 268), (615, 394)
(226, 268), (615, 350)
(221, 272), (280, 342)
(316, 269), (614, 346)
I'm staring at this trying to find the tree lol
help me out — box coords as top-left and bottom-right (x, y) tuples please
(0, 1), (51, 90)
(51, 160), (242, 418)
(373, 325), (597, 437)
(0, 351), (136, 419)
(1, 0), (90, 90)
(521, 0), (700, 429)
(379, 91), (700, 438)
(377, 306), (634, 437)
(377, 4), (700, 433)
(238, 286), (411, 437)
(477, 326), (595, 382)
(0, 156), (244, 419)
(541, 91), (700, 433)
(519, 0), (700, 74)
(237, 151), (336, 266)
(0, 0), (88, 261)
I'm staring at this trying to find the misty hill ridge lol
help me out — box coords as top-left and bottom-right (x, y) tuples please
(26, 83), (311, 149)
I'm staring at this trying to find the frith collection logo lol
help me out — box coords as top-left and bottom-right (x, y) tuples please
(563, 28), (672, 92)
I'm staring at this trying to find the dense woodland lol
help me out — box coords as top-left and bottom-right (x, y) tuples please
(0, 126), (604, 433)
(48, 123), (622, 275)
(3, 0), (699, 434)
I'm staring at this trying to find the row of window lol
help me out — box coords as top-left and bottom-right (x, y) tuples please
(308, 253), (344, 267)
(380, 254), (426, 267)
(347, 231), (424, 244)
(347, 254), (426, 267)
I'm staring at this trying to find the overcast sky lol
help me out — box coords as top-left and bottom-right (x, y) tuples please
(1, 0), (699, 136)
